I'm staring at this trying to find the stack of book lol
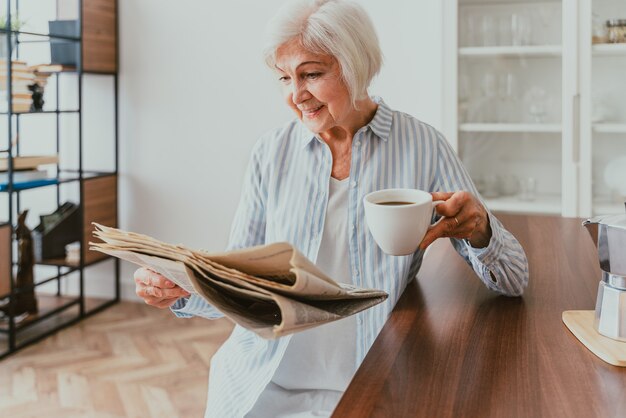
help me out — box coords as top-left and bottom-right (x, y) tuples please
(29, 63), (65, 87)
(0, 60), (35, 113)
(0, 155), (59, 191)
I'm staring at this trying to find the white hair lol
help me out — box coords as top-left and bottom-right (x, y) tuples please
(264, 0), (383, 106)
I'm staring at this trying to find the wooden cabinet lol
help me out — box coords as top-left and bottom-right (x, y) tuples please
(82, 174), (118, 264)
(82, 0), (117, 73)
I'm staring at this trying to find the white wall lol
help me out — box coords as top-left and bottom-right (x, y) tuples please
(118, 0), (443, 299)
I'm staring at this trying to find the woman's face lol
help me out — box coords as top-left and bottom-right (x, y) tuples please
(274, 40), (353, 136)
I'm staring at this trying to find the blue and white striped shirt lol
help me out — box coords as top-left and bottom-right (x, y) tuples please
(172, 98), (529, 418)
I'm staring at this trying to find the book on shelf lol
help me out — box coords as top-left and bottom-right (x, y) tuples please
(0, 155), (59, 171)
(0, 60), (29, 69)
(0, 79), (35, 91)
(0, 170), (50, 183)
(30, 63), (70, 73)
(0, 101), (32, 113)
(5, 92), (32, 100)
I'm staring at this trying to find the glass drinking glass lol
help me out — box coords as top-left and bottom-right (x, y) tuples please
(519, 177), (537, 201)
(511, 13), (531, 46)
(480, 15), (497, 46)
(527, 86), (548, 123)
(498, 73), (518, 123)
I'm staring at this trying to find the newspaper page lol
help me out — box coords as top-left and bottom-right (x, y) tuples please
(91, 224), (388, 339)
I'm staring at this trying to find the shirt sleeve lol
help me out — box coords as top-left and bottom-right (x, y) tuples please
(432, 130), (529, 296)
(170, 138), (269, 319)
(170, 294), (225, 319)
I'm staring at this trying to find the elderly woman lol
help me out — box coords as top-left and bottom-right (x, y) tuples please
(134, 1), (529, 417)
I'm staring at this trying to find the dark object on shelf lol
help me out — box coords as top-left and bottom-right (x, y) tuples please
(0, 211), (38, 316)
(28, 83), (45, 111)
(48, 20), (79, 66)
(32, 202), (81, 261)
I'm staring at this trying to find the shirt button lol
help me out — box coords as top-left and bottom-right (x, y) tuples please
(351, 181), (357, 188)
(355, 141), (361, 147)
(351, 224), (355, 231)
(357, 318), (363, 325)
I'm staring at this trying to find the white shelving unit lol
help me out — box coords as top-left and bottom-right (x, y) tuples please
(485, 194), (562, 214)
(580, 0), (626, 216)
(592, 43), (626, 55)
(443, 0), (626, 217)
(459, 45), (562, 57)
(459, 123), (562, 133)
(592, 124), (626, 134)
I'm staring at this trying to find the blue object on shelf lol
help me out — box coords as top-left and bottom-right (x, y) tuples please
(48, 20), (80, 66)
(0, 178), (59, 191)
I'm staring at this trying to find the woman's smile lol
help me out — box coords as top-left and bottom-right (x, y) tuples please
(301, 105), (324, 118)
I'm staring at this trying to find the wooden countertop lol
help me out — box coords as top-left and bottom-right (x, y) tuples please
(333, 214), (626, 417)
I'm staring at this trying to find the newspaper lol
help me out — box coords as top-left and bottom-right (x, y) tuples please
(90, 223), (388, 339)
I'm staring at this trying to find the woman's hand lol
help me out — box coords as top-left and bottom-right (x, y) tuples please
(418, 191), (492, 250)
(134, 267), (191, 309)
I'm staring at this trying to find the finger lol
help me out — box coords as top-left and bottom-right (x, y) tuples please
(430, 191), (455, 202)
(419, 217), (458, 250)
(160, 287), (191, 299)
(134, 268), (174, 289)
(434, 191), (468, 218)
(133, 267), (164, 286)
(142, 294), (177, 308)
(134, 267), (152, 285)
(136, 284), (163, 299)
(153, 298), (183, 309)
(420, 212), (477, 249)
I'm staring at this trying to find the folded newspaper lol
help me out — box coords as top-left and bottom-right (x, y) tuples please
(90, 223), (388, 339)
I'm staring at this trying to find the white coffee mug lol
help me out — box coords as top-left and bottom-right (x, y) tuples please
(363, 188), (441, 256)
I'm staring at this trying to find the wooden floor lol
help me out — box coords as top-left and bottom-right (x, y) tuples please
(0, 301), (234, 418)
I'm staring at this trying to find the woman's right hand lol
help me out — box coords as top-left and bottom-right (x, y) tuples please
(134, 267), (191, 309)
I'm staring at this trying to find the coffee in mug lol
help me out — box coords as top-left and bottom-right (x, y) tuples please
(363, 188), (441, 256)
(376, 201), (414, 206)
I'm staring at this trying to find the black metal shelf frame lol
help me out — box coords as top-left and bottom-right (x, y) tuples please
(0, 109), (81, 115)
(1, 264), (81, 298)
(1, 0), (120, 359)
(0, 28), (80, 42)
(0, 298), (117, 357)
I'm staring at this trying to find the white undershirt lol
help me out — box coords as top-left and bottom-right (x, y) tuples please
(246, 177), (356, 417)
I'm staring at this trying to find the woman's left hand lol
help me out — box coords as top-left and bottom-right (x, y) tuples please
(418, 191), (492, 250)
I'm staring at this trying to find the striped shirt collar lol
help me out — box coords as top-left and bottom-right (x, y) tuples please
(298, 96), (393, 148)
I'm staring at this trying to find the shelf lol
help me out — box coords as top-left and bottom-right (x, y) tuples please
(0, 28), (80, 42)
(0, 0), (119, 361)
(485, 194), (561, 215)
(0, 268), (80, 300)
(459, 45), (562, 58)
(592, 44), (626, 57)
(0, 176), (84, 192)
(0, 294), (80, 332)
(459, 123), (562, 133)
(0, 110), (80, 116)
(37, 253), (112, 268)
(593, 199), (625, 216)
(0, 178), (58, 191)
(593, 124), (626, 134)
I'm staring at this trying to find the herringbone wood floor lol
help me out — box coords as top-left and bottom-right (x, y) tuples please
(0, 301), (234, 418)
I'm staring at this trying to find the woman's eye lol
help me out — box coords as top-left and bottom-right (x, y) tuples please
(279, 76), (290, 83)
(305, 72), (322, 80)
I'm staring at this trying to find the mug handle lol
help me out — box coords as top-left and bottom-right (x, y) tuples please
(431, 200), (445, 224)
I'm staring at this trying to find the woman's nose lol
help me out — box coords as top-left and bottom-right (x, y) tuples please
(291, 81), (310, 104)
